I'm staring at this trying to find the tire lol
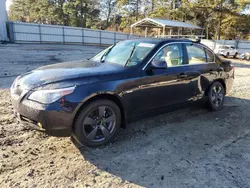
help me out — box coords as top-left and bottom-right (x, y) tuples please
(233, 52), (238, 59)
(72, 99), (121, 147)
(207, 81), (225, 111)
(225, 52), (229, 58)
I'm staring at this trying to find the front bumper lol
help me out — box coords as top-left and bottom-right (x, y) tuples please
(11, 96), (77, 137)
(14, 111), (45, 131)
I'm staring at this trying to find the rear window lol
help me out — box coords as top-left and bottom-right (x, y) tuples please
(205, 49), (215, 62)
(185, 44), (206, 64)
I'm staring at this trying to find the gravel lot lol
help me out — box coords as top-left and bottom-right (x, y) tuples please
(1, 44), (250, 188)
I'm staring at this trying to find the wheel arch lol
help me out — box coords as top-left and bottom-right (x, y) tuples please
(205, 79), (226, 96)
(72, 93), (127, 130)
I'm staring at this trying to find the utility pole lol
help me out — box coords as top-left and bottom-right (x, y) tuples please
(0, 0), (8, 41)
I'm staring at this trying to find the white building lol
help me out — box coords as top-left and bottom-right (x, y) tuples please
(0, 0), (8, 41)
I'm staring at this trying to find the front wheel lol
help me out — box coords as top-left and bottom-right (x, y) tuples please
(233, 52), (238, 59)
(72, 99), (121, 147)
(207, 81), (225, 111)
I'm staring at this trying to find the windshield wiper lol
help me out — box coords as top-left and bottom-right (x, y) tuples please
(100, 44), (116, 63)
(125, 43), (137, 66)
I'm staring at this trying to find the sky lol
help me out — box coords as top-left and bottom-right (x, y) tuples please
(6, 0), (12, 11)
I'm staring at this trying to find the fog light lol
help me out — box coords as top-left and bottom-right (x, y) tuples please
(37, 122), (43, 129)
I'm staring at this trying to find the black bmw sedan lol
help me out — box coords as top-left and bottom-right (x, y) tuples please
(11, 39), (234, 147)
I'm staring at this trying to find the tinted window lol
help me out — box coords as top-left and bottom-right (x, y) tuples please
(205, 49), (215, 62)
(186, 44), (206, 64)
(153, 44), (183, 67)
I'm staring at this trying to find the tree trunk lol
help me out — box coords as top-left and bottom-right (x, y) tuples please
(172, 0), (176, 9)
(106, 0), (112, 28)
(136, 0), (139, 21)
(151, 0), (154, 11)
(80, 0), (84, 27)
(59, 0), (65, 26)
(217, 0), (223, 40)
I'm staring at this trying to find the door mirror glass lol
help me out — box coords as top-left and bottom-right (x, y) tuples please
(151, 59), (167, 69)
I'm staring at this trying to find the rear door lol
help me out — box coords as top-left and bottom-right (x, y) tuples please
(184, 43), (220, 98)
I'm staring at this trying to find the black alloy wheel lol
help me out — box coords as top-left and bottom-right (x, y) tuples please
(72, 99), (121, 147)
(208, 81), (225, 111)
(83, 106), (116, 142)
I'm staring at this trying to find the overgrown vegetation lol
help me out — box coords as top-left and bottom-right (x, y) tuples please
(8, 0), (250, 39)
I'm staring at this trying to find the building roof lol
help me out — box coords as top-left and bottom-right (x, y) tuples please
(131, 18), (202, 29)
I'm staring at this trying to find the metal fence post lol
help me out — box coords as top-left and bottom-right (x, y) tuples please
(99, 31), (102, 46)
(114, 32), (116, 44)
(7, 22), (15, 43)
(82, 28), (84, 45)
(38, 24), (42, 43)
(62, 26), (65, 44)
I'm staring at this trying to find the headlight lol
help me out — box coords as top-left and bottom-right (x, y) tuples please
(28, 86), (75, 104)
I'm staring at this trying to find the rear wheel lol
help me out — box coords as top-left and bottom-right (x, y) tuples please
(207, 81), (225, 111)
(72, 99), (121, 147)
(233, 52), (238, 59)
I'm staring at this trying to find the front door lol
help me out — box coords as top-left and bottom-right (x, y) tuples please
(136, 43), (200, 113)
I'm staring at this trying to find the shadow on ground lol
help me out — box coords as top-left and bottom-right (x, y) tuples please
(232, 61), (250, 69)
(75, 96), (250, 187)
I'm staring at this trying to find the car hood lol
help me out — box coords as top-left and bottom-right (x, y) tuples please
(14, 60), (125, 90)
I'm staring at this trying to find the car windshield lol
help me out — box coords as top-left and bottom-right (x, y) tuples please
(90, 40), (156, 67)
(219, 46), (229, 49)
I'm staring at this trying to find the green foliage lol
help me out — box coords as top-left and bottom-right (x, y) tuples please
(9, 0), (100, 28)
(8, 0), (250, 39)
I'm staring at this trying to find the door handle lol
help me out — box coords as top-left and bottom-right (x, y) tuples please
(178, 73), (188, 78)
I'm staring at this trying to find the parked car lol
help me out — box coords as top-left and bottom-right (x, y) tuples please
(239, 52), (250, 61)
(11, 39), (235, 147)
(214, 45), (238, 58)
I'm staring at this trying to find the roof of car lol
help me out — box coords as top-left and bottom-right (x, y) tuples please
(128, 38), (193, 44)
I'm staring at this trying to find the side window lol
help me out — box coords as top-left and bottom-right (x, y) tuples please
(185, 44), (206, 64)
(205, 49), (215, 62)
(153, 44), (183, 67)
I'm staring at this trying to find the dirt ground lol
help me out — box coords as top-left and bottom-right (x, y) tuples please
(1, 44), (250, 188)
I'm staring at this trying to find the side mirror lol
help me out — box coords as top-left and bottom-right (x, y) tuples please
(151, 59), (167, 69)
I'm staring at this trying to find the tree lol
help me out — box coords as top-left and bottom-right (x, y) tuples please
(7, 0), (250, 39)
(100, 0), (117, 28)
